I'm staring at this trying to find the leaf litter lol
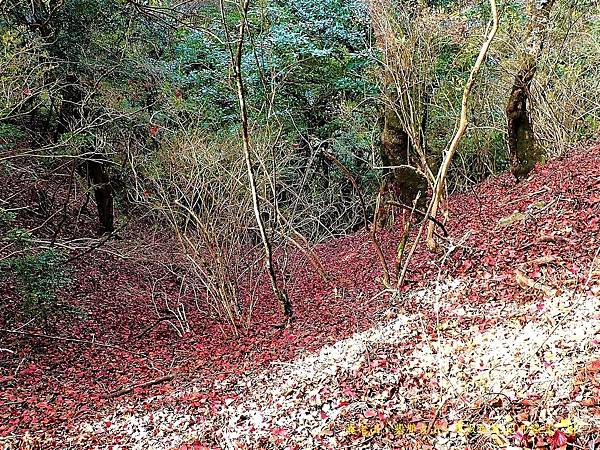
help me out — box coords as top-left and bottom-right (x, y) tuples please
(1, 146), (599, 449)
(68, 278), (599, 449)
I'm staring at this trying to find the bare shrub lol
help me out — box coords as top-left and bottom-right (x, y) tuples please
(140, 129), (257, 333)
(531, 6), (600, 156)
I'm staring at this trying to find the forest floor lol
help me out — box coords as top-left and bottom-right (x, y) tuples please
(1, 145), (599, 450)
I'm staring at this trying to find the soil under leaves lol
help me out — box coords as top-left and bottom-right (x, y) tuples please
(1, 145), (599, 449)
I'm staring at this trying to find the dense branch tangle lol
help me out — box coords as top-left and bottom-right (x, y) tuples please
(369, 0), (434, 222)
(227, 0), (293, 321)
(425, 0), (500, 252)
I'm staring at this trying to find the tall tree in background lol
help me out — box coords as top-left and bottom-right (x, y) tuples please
(1, 0), (119, 233)
(55, 73), (115, 233)
(506, 0), (556, 181)
(370, 0), (432, 222)
(227, 0), (293, 321)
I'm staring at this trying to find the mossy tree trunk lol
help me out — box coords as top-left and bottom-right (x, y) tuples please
(370, 0), (431, 226)
(506, 0), (556, 181)
(380, 104), (428, 220)
(506, 65), (539, 181)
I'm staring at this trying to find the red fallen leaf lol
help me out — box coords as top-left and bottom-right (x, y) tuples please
(513, 431), (526, 443)
(342, 386), (357, 399)
(193, 443), (211, 450)
(271, 427), (288, 437)
(370, 359), (387, 368)
(150, 125), (159, 136)
(589, 360), (600, 372)
(550, 430), (568, 449)
(364, 409), (376, 418)
(282, 329), (296, 342)
(21, 363), (37, 375)
(23, 87), (32, 95)
(320, 410), (328, 420)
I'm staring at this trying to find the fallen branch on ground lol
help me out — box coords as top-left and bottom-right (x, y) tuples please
(385, 200), (449, 237)
(128, 315), (177, 342)
(102, 374), (176, 399)
(1, 329), (125, 350)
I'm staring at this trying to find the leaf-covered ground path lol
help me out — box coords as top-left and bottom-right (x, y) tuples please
(1, 145), (599, 449)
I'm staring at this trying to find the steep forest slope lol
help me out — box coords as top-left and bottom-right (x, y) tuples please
(2, 0), (600, 448)
(1, 145), (599, 449)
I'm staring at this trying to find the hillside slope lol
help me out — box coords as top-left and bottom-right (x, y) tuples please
(1, 145), (599, 449)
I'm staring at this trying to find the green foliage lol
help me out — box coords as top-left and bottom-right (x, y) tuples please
(259, 0), (376, 132)
(0, 208), (17, 225)
(170, 0), (377, 136)
(5, 227), (32, 243)
(1, 250), (71, 326)
(1, 0), (599, 240)
(0, 123), (25, 147)
(155, 0), (380, 236)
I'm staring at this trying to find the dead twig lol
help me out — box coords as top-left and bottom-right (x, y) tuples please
(64, 224), (125, 264)
(102, 374), (176, 399)
(385, 200), (449, 237)
(505, 186), (551, 205)
(0, 329), (140, 355)
(128, 315), (177, 342)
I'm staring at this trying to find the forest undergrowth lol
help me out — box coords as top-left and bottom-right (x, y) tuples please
(0, 144), (599, 449)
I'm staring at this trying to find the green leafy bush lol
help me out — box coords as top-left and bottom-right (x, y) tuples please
(1, 250), (71, 328)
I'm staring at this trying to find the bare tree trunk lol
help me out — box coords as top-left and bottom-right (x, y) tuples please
(426, 0), (499, 251)
(506, 0), (556, 181)
(86, 158), (114, 234)
(231, 0), (293, 321)
(56, 75), (115, 234)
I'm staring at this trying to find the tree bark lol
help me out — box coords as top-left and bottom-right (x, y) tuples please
(229, 0), (293, 320)
(370, 0), (430, 225)
(85, 158), (115, 234)
(380, 105), (428, 214)
(506, 66), (538, 181)
(506, 0), (556, 181)
(56, 75), (115, 234)
(425, 0), (499, 251)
